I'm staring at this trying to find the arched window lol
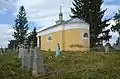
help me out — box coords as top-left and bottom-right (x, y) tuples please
(47, 35), (52, 42)
(83, 32), (88, 39)
(48, 36), (52, 40)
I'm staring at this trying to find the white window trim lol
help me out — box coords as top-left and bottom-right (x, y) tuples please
(47, 35), (52, 43)
(82, 32), (89, 39)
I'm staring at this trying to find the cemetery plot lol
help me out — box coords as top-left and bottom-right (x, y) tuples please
(1, 51), (120, 79)
(19, 46), (45, 77)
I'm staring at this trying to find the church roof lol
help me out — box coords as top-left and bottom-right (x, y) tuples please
(63, 18), (86, 24)
(37, 18), (89, 33)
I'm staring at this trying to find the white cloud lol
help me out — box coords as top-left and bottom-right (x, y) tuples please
(0, 24), (13, 47)
(14, 0), (72, 27)
(13, 0), (120, 27)
(102, 4), (120, 18)
(110, 32), (119, 46)
(7, 29), (14, 34)
(0, 0), (15, 13)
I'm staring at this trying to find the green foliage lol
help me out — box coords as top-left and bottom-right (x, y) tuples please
(111, 9), (120, 45)
(0, 53), (34, 79)
(111, 10), (120, 34)
(113, 10), (120, 24)
(13, 5), (29, 45)
(71, 0), (111, 48)
(99, 29), (111, 44)
(27, 27), (37, 47)
(42, 51), (120, 79)
(111, 23), (120, 32)
(1, 52), (120, 79)
(8, 40), (18, 50)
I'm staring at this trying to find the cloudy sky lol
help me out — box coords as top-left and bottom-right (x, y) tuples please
(0, 0), (119, 47)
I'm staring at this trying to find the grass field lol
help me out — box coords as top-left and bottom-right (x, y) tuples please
(0, 51), (120, 79)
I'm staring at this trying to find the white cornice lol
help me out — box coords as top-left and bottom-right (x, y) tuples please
(37, 22), (89, 37)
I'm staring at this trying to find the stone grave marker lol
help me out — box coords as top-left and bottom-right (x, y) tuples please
(21, 40), (29, 68)
(0, 48), (2, 55)
(113, 37), (120, 50)
(18, 44), (24, 59)
(0, 46), (4, 55)
(27, 42), (34, 70)
(21, 48), (29, 68)
(32, 47), (45, 76)
(105, 43), (110, 53)
(96, 44), (105, 52)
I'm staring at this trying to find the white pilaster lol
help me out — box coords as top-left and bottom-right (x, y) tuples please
(37, 36), (39, 47)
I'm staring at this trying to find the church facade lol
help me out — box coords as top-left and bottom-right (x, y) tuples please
(37, 7), (90, 51)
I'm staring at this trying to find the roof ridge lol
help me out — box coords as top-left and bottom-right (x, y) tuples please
(37, 18), (88, 33)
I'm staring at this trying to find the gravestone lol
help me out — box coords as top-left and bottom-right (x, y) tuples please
(113, 37), (120, 50)
(19, 41), (45, 77)
(105, 43), (111, 53)
(18, 44), (24, 59)
(55, 43), (60, 57)
(27, 42), (34, 70)
(21, 48), (29, 68)
(32, 47), (45, 76)
(96, 44), (105, 52)
(0, 49), (3, 55)
(21, 40), (29, 68)
(0, 47), (4, 55)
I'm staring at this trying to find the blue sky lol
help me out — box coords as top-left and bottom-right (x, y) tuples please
(0, 0), (119, 47)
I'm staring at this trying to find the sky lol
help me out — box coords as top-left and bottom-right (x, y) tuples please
(0, 0), (119, 47)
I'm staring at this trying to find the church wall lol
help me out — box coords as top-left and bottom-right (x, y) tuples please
(40, 28), (89, 51)
(40, 31), (63, 51)
(64, 29), (89, 51)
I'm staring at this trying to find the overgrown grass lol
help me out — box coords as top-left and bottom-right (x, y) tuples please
(1, 51), (120, 79)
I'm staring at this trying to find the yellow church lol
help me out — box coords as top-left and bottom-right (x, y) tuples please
(37, 7), (90, 51)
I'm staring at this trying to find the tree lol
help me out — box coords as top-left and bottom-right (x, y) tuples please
(111, 9), (120, 44)
(27, 27), (37, 48)
(71, 0), (111, 48)
(32, 27), (37, 47)
(13, 5), (29, 45)
(98, 19), (111, 44)
(8, 40), (17, 50)
(111, 10), (120, 35)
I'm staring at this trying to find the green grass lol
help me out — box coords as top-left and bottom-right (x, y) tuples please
(1, 51), (120, 79)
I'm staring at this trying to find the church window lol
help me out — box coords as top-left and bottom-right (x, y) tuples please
(83, 32), (88, 39)
(47, 35), (52, 42)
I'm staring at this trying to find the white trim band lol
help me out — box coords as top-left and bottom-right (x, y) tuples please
(37, 23), (89, 37)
